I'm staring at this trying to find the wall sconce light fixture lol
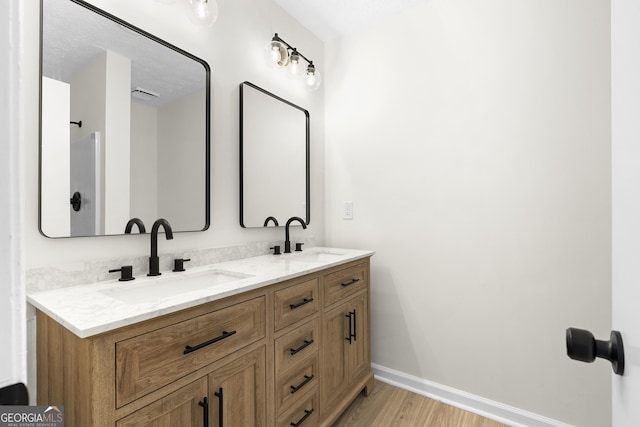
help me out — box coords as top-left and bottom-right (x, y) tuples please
(265, 33), (321, 91)
(153, 0), (218, 27)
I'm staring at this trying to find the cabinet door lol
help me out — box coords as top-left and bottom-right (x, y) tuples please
(348, 293), (369, 380)
(209, 346), (266, 427)
(321, 293), (368, 407)
(117, 378), (208, 427)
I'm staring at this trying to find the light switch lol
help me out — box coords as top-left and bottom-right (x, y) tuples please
(343, 201), (353, 219)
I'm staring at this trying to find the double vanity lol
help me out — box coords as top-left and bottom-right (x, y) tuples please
(29, 247), (374, 426)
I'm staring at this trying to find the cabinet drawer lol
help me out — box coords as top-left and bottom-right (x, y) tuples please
(116, 296), (265, 407)
(276, 354), (318, 413)
(275, 318), (319, 375)
(276, 387), (319, 427)
(323, 263), (367, 307)
(274, 278), (319, 331)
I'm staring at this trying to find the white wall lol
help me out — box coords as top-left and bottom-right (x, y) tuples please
(40, 77), (70, 237)
(0, 0), (26, 389)
(24, 0), (325, 267)
(130, 101), (159, 225)
(325, 1), (611, 426)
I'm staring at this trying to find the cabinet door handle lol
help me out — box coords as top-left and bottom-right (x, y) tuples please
(290, 374), (314, 394)
(214, 387), (223, 427)
(290, 297), (314, 310)
(291, 408), (314, 427)
(290, 339), (314, 356)
(341, 278), (360, 287)
(352, 308), (357, 341)
(345, 312), (353, 343)
(198, 397), (209, 427)
(184, 330), (237, 354)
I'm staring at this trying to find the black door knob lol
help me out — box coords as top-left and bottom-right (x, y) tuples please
(566, 327), (624, 375)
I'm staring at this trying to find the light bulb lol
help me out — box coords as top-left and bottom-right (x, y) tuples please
(288, 50), (304, 79)
(187, 0), (218, 27)
(304, 63), (321, 91)
(264, 37), (289, 68)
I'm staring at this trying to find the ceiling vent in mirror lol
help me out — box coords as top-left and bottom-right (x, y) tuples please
(131, 87), (160, 101)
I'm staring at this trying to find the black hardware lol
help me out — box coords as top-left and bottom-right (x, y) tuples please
(214, 387), (223, 427)
(173, 258), (191, 272)
(290, 339), (314, 356)
(290, 298), (313, 310)
(108, 265), (134, 281)
(566, 327), (625, 375)
(291, 408), (314, 427)
(70, 191), (82, 211)
(295, 242), (304, 252)
(345, 312), (353, 343)
(198, 397), (209, 427)
(270, 245), (281, 255)
(125, 218), (146, 234)
(341, 278), (360, 287)
(284, 217), (307, 253)
(184, 330), (237, 354)
(148, 218), (173, 276)
(352, 309), (357, 341)
(290, 374), (314, 394)
(264, 216), (279, 227)
(0, 383), (28, 405)
(70, 120), (82, 128)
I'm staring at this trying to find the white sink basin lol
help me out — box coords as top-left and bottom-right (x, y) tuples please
(289, 250), (346, 263)
(100, 270), (253, 304)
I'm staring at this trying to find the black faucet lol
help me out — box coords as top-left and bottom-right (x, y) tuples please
(284, 216), (307, 253)
(263, 216), (279, 227)
(125, 218), (146, 234)
(148, 218), (173, 276)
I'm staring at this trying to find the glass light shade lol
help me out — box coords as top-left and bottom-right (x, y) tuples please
(153, 0), (177, 4)
(304, 64), (321, 91)
(264, 39), (289, 68)
(288, 51), (304, 78)
(187, 0), (218, 27)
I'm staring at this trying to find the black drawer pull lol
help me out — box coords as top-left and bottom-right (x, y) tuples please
(341, 278), (360, 287)
(291, 408), (314, 427)
(290, 374), (314, 394)
(290, 339), (314, 356)
(198, 397), (209, 427)
(290, 297), (314, 310)
(184, 330), (237, 354)
(345, 312), (353, 343)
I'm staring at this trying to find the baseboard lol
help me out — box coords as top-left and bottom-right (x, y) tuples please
(372, 364), (573, 427)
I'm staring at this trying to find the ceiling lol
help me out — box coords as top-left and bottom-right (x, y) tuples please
(273, 0), (432, 41)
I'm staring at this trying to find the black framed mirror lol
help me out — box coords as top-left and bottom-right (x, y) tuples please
(239, 82), (310, 228)
(39, 0), (210, 237)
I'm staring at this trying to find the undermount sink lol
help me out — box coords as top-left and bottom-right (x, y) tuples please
(290, 250), (346, 263)
(100, 270), (253, 304)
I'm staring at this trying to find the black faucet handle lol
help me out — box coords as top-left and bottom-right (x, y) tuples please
(173, 258), (191, 272)
(108, 265), (135, 281)
(295, 242), (304, 252)
(270, 245), (281, 255)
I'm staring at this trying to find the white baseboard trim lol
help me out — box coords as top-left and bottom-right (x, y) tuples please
(372, 364), (573, 427)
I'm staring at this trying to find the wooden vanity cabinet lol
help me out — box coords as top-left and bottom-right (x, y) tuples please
(36, 257), (373, 427)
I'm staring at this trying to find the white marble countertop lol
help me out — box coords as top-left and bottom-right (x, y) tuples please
(27, 247), (374, 339)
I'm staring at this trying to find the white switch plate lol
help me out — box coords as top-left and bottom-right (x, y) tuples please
(343, 201), (353, 219)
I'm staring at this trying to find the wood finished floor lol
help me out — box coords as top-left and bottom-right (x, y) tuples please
(332, 381), (508, 427)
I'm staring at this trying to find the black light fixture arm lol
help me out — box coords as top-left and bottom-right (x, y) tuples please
(272, 33), (314, 66)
